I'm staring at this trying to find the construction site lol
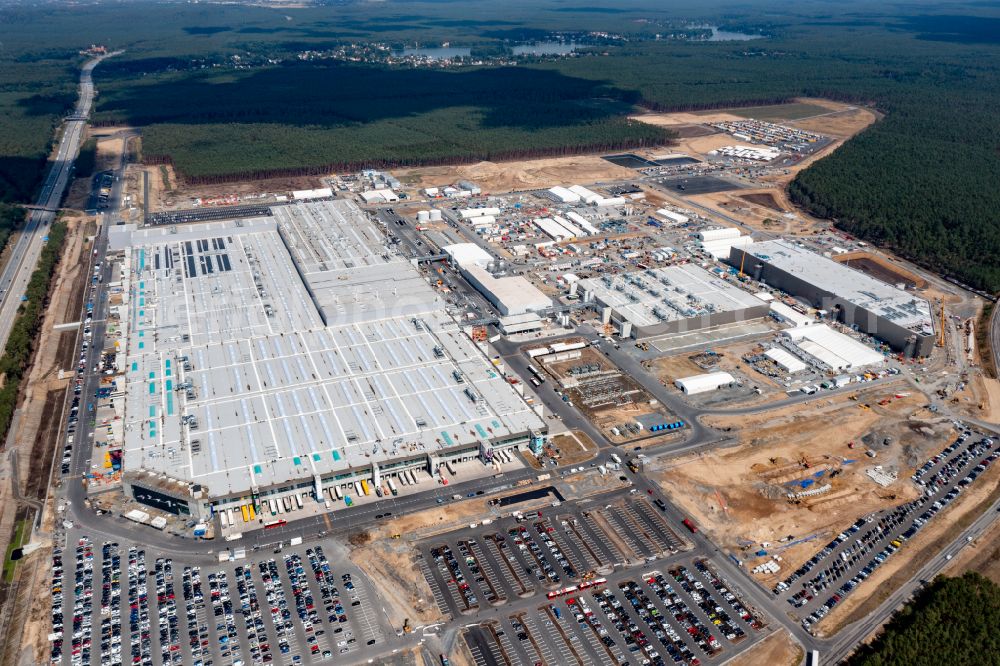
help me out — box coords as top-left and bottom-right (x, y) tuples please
(538, 346), (683, 444)
(650, 386), (957, 581)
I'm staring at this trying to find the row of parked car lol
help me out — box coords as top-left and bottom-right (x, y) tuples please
(780, 433), (998, 630)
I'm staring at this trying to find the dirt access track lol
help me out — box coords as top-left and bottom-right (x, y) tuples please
(650, 386), (955, 581)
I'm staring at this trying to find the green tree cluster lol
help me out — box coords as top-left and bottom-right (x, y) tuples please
(846, 572), (1000, 666)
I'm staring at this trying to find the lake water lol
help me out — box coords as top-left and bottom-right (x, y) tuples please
(396, 46), (471, 59)
(512, 41), (578, 55)
(703, 26), (763, 41)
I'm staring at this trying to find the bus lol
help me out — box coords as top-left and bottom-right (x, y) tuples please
(264, 519), (287, 530)
(527, 364), (542, 379)
(240, 505), (249, 523)
(360, 479), (371, 496)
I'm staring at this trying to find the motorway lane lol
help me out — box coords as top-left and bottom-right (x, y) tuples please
(0, 53), (118, 351)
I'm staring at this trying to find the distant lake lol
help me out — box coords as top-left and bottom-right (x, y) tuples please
(512, 41), (578, 55)
(703, 26), (763, 41)
(395, 46), (471, 59)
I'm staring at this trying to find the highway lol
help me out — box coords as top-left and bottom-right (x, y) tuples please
(0, 52), (117, 351)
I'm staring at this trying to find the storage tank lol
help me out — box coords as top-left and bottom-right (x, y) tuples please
(417, 210), (430, 223)
(429, 209), (443, 221)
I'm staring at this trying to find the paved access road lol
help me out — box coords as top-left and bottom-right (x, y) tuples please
(0, 52), (117, 351)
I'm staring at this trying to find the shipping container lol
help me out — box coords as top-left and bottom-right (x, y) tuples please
(387, 478), (398, 496)
(354, 481), (362, 497)
(294, 494), (303, 510)
(334, 486), (343, 500)
(227, 508), (235, 526)
(445, 461), (456, 476)
(360, 479), (370, 496)
(240, 505), (249, 523)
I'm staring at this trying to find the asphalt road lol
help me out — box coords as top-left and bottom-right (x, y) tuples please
(0, 52), (117, 351)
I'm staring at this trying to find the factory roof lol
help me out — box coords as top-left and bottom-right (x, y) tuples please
(462, 265), (552, 316)
(782, 324), (885, 370)
(442, 243), (493, 270)
(578, 265), (764, 328)
(764, 347), (808, 373)
(675, 372), (735, 395)
(121, 201), (544, 499)
(747, 239), (932, 332)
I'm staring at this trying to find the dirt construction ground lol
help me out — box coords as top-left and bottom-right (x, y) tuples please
(729, 629), (803, 666)
(392, 155), (638, 194)
(651, 387), (956, 582)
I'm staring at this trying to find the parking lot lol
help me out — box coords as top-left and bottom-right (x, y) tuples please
(419, 494), (687, 620)
(52, 538), (389, 666)
(461, 555), (769, 666)
(774, 430), (999, 629)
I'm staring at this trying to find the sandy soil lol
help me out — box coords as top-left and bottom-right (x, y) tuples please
(630, 111), (744, 126)
(970, 375), (1000, 423)
(540, 430), (598, 468)
(786, 105), (879, 138)
(655, 390), (952, 579)
(815, 457), (1000, 636)
(392, 156), (638, 194)
(729, 629), (803, 666)
(350, 538), (445, 629)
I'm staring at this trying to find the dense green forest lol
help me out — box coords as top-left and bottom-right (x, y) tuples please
(0, 204), (25, 257)
(1, 1), (1000, 290)
(846, 572), (1000, 666)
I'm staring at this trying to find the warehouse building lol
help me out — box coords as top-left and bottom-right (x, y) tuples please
(578, 265), (769, 339)
(781, 325), (885, 371)
(441, 243), (552, 317)
(115, 201), (546, 520)
(730, 240), (935, 356)
(764, 347), (807, 374)
(461, 266), (552, 316)
(675, 372), (736, 395)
